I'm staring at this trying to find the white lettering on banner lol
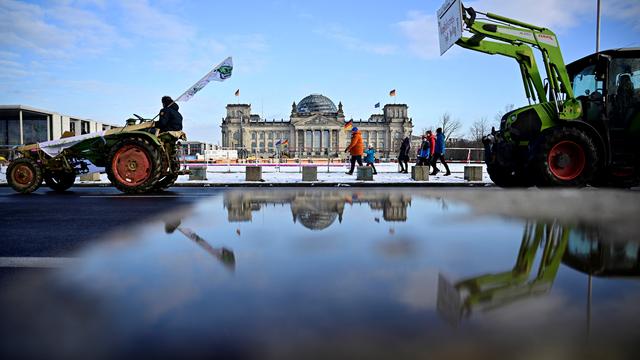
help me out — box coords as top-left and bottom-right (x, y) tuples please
(438, 0), (463, 55)
(496, 27), (535, 42)
(535, 33), (558, 47)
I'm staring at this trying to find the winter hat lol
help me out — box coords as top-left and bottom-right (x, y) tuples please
(352, 127), (358, 132)
(368, 143), (373, 148)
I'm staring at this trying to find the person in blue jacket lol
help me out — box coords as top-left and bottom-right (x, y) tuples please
(430, 127), (451, 176)
(364, 143), (377, 175)
(416, 134), (431, 166)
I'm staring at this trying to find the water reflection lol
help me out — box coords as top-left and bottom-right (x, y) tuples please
(437, 221), (640, 327)
(164, 217), (236, 271)
(224, 191), (411, 230)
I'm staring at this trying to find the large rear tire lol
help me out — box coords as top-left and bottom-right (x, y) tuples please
(7, 158), (43, 194)
(106, 138), (162, 194)
(532, 127), (598, 187)
(44, 170), (76, 192)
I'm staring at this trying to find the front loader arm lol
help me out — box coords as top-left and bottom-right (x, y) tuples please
(457, 36), (547, 104)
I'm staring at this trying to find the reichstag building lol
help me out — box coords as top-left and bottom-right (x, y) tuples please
(220, 94), (413, 158)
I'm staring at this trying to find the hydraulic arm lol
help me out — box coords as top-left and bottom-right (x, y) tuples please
(456, 5), (581, 120)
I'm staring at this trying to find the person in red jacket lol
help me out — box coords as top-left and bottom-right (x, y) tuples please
(345, 127), (364, 175)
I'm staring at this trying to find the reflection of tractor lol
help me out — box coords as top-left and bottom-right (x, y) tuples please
(437, 222), (568, 325)
(442, 1), (640, 187)
(437, 221), (640, 326)
(6, 116), (186, 194)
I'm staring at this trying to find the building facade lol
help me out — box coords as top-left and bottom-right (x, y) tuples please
(220, 94), (413, 158)
(0, 105), (118, 158)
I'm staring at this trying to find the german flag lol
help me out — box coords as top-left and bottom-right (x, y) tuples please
(281, 139), (289, 146)
(389, 89), (397, 97)
(343, 120), (353, 131)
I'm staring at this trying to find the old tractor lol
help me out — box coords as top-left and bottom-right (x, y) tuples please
(440, 1), (640, 187)
(6, 116), (186, 194)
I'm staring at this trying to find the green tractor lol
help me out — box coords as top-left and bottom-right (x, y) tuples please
(6, 116), (186, 194)
(441, 1), (640, 187)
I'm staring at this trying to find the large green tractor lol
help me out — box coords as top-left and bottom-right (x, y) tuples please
(6, 117), (186, 194)
(440, 1), (640, 187)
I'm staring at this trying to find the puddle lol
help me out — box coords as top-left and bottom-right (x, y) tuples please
(1, 189), (639, 359)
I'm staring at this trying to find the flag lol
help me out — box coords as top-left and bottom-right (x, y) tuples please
(176, 57), (233, 102)
(235, 89), (240, 97)
(389, 89), (396, 97)
(374, 102), (380, 108)
(343, 120), (353, 131)
(276, 139), (281, 146)
(282, 139), (289, 146)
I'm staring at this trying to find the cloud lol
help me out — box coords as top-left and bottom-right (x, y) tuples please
(603, 0), (640, 31)
(397, 10), (439, 60)
(0, 0), (127, 58)
(318, 26), (397, 55)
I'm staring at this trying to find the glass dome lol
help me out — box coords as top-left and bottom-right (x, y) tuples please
(296, 94), (337, 114)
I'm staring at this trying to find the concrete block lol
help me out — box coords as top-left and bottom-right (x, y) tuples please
(357, 166), (373, 181)
(411, 166), (430, 181)
(464, 166), (483, 181)
(245, 166), (263, 181)
(189, 166), (208, 181)
(302, 166), (318, 181)
(80, 173), (99, 182)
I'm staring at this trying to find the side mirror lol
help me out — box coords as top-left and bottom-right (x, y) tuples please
(585, 89), (591, 96)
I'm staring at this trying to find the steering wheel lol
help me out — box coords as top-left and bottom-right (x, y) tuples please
(133, 114), (145, 123)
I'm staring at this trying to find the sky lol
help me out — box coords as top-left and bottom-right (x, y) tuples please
(1, 0), (639, 144)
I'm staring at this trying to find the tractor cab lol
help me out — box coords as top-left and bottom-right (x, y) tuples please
(568, 49), (640, 180)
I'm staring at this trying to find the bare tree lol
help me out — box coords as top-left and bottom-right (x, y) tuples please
(437, 113), (462, 141)
(469, 117), (489, 144)
(494, 104), (515, 124)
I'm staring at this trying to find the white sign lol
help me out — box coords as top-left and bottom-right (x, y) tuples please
(535, 33), (558, 47)
(438, 0), (463, 55)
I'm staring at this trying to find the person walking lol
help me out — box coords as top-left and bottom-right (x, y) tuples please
(398, 137), (411, 173)
(345, 127), (364, 175)
(364, 143), (378, 175)
(416, 135), (431, 166)
(430, 128), (451, 176)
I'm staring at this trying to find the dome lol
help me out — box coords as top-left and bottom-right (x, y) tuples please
(296, 210), (338, 231)
(296, 94), (337, 114)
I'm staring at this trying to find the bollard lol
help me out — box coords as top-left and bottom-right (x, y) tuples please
(411, 166), (430, 181)
(302, 166), (318, 181)
(357, 166), (373, 181)
(80, 173), (100, 182)
(189, 166), (207, 181)
(245, 166), (263, 181)
(464, 166), (483, 181)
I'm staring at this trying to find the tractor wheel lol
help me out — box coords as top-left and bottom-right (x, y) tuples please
(106, 137), (162, 194)
(7, 158), (43, 194)
(532, 127), (598, 187)
(154, 151), (180, 191)
(487, 165), (534, 188)
(155, 173), (179, 191)
(44, 171), (76, 192)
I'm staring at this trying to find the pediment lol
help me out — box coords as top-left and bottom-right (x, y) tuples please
(292, 115), (343, 127)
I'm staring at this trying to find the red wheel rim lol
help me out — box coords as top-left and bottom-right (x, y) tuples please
(111, 144), (152, 186)
(12, 164), (34, 186)
(548, 140), (586, 181)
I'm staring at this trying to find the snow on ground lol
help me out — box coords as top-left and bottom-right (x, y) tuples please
(0, 163), (492, 185)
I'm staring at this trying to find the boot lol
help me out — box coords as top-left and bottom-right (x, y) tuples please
(444, 171), (451, 176)
(430, 168), (440, 176)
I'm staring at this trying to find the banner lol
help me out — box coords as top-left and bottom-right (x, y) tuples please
(176, 57), (233, 102)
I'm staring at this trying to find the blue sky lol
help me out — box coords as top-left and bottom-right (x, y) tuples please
(1, 0), (639, 143)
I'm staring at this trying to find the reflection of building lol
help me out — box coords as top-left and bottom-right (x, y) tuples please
(223, 191), (411, 230)
(220, 94), (413, 158)
(0, 105), (117, 158)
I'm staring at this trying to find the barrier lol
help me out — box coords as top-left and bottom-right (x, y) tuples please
(189, 166), (208, 181)
(464, 166), (483, 181)
(411, 166), (430, 181)
(357, 166), (373, 181)
(245, 166), (263, 181)
(302, 166), (318, 182)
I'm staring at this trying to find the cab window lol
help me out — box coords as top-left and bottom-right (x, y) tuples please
(572, 65), (603, 97)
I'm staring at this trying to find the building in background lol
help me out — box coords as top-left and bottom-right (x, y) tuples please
(0, 105), (118, 158)
(220, 94), (413, 159)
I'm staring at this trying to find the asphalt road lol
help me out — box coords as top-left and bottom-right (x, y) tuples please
(0, 187), (221, 258)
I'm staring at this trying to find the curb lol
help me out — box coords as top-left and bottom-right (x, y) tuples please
(1, 182), (494, 188)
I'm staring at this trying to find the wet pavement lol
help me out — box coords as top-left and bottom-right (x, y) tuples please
(1, 188), (639, 359)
